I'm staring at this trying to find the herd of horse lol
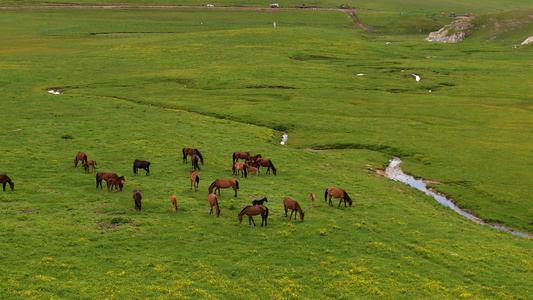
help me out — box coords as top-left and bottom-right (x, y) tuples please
(41, 149), (352, 225)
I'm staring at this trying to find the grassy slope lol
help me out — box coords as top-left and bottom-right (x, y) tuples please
(0, 6), (532, 299)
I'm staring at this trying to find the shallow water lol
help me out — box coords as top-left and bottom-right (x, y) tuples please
(386, 157), (531, 238)
(280, 132), (288, 145)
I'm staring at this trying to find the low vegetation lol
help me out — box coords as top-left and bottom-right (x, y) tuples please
(0, 2), (531, 299)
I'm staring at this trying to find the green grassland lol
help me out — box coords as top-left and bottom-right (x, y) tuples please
(0, 4), (532, 299)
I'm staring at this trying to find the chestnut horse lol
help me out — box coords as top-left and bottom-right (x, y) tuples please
(106, 178), (124, 191)
(252, 197), (268, 206)
(208, 179), (239, 197)
(232, 152), (261, 164)
(133, 159), (150, 176)
(245, 164), (258, 177)
(238, 205), (269, 226)
(133, 189), (142, 213)
(309, 193), (316, 208)
(182, 148), (204, 165)
(255, 158), (277, 175)
(74, 152), (87, 168)
(189, 171), (200, 191)
(325, 187), (352, 208)
(96, 172), (125, 189)
(0, 174), (14, 191)
(232, 162), (247, 178)
(208, 193), (220, 217)
(283, 197), (305, 221)
(84, 159), (97, 173)
(170, 195), (178, 212)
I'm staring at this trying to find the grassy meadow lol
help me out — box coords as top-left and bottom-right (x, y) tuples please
(0, 2), (532, 299)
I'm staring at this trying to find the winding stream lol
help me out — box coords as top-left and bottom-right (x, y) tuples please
(386, 157), (531, 238)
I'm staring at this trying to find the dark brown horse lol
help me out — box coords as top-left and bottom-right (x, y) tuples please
(0, 174), (14, 191)
(325, 187), (352, 208)
(283, 197), (304, 221)
(74, 152), (87, 168)
(133, 159), (150, 176)
(255, 158), (277, 175)
(232, 162), (248, 178)
(191, 153), (201, 171)
(96, 172), (125, 189)
(189, 171), (200, 191)
(252, 197), (268, 206)
(133, 189), (142, 213)
(238, 205), (269, 226)
(208, 193), (220, 217)
(232, 151), (251, 164)
(208, 179), (239, 197)
(182, 148), (204, 165)
(84, 159), (97, 173)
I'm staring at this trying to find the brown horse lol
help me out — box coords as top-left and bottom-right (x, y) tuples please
(84, 159), (97, 173)
(74, 152), (87, 168)
(283, 197), (305, 221)
(232, 151), (251, 163)
(96, 172), (125, 189)
(170, 195), (178, 212)
(255, 158), (277, 175)
(238, 205), (269, 226)
(325, 187), (352, 208)
(208, 193), (220, 217)
(191, 153), (201, 171)
(208, 179), (239, 197)
(309, 193), (316, 209)
(0, 174), (14, 191)
(182, 148), (204, 165)
(133, 189), (142, 213)
(106, 177), (124, 191)
(245, 164), (258, 177)
(232, 162), (248, 178)
(252, 197), (268, 206)
(189, 171), (200, 191)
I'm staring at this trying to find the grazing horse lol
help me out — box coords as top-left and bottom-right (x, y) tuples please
(191, 153), (201, 171)
(106, 178), (124, 191)
(0, 174), (14, 191)
(238, 205), (269, 226)
(170, 195), (178, 212)
(189, 171), (200, 191)
(248, 154), (262, 161)
(252, 197), (268, 206)
(96, 172), (125, 189)
(325, 187), (352, 208)
(133, 159), (150, 176)
(255, 158), (277, 175)
(283, 197), (305, 221)
(133, 189), (142, 213)
(84, 160), (97, 173)
(74, 152), (87, 168)
(232, 151), (251, 163)
(208, 179), (239, 197)
(309, 193), (316, 209)
(245, 164), (258, 177)
(182, 148), (204, 165)
(232, 162), (248, 178)
(208, 193), (220, 217)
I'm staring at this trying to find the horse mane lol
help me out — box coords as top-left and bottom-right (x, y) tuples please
(195, 149), (204, 163)
(343, 190), (352, 202)
(269, 160), (276, 172)
(208, 180), (217, 191)
(239, 205), (251, 214)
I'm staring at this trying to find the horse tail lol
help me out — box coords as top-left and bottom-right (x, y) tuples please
(265, 207), (269, 219)
(232, 165), (236, 174)
(235, 180), (239, 190)
(195, 175), (200, 184)
(94, 160), (97, 166)
(182, 148), (186, 160)
(324, 188), (329, 202)
(232, 152), (236, 163)
(270, 161), (276, 174)
(244, 166), (248, 178)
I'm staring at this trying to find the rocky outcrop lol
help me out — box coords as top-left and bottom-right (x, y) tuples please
(426, 18), (474, 43)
